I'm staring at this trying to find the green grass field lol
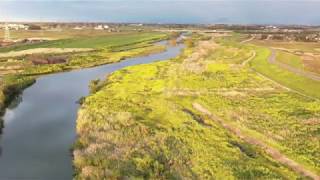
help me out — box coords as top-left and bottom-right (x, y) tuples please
(0, 32), (167, 53)
(74, 34), (320, 179)
(275, 50), (304, 69)
(250, 46), (320, 99)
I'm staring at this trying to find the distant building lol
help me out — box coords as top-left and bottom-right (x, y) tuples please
(1, 23), (29, 30)
(266, 25), (277, 29)
(130, 23), (143, 27)
(94, 25), (110, 30)
(74, 26), (83, 30)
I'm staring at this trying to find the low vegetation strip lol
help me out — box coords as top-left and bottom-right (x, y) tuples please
(0, 48), (94, 58)
(193, 102), (320, 180)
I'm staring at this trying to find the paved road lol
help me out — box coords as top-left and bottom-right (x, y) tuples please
(269, 49), (320, 81)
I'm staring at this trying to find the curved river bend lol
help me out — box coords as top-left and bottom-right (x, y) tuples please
(0, 41), (184, 180)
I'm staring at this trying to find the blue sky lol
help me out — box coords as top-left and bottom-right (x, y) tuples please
(0, 1), (319, 25)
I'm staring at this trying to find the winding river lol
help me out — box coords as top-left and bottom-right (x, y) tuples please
(0, 40), (184, 179)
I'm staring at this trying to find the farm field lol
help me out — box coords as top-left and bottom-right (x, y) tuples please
(0, 28), (132, 41)
(0, 32), (166, 53)
(252, 40), (320, 53)
(74, 34), (320, 179)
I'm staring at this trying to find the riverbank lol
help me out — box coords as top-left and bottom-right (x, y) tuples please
(0, 33), (184, 179)
(74, 34), (320, 179)
(0, 76), (35, 117)
(0, 32), (169, 122)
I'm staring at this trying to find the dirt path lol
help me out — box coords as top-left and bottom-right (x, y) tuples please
(192, 102), (320, 180)
(269, 49), (320, 81)
(241, 36), (255, 44)
(241, 50), (256, 66)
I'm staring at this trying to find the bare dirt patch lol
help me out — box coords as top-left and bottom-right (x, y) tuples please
(303, 118), (320, 125)
(302, 55), (320, 74)
(0, 48), (94, 58)
(166, 87), (276, 97)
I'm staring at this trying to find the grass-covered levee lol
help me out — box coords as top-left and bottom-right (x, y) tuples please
(74, 34), (320, 179)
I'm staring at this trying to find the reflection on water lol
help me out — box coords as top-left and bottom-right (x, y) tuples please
(7, 94), (23, 110)
(0, 40), (184, 180)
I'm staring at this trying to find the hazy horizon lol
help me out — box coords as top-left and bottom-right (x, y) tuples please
(0, 1), (320, 25)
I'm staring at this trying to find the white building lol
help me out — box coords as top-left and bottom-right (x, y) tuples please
(94, 25), (110, 30)
(94, 25), (104, 30)
(73, 26), (83, 30)
(6, 24), (29, 30)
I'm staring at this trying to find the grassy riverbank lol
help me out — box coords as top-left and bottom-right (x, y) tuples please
(0, 33), (168, 75)
(74, 34), (320, 179)
(0, 76), (35, 117)
(0, 32), (169, 124)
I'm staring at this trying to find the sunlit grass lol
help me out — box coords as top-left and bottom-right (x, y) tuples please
(74, 34), (320, 179)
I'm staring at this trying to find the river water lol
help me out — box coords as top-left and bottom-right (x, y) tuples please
(0, 40), (184, 180)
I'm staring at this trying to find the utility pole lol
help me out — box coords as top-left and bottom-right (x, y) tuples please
(4, 22), (11, 42)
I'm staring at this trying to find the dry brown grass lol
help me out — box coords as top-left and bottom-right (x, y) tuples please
(0, 48), (94, 58)
(0, 29), (124, 40)
(182, 40), (218, 73)
(252, 40), (320, 53)
(302, 55), (320, 74)
(303, 118), (320, 125)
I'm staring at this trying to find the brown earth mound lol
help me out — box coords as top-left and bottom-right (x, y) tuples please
(27, 55), (67, 65)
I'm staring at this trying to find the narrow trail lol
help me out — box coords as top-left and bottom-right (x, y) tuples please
(241, 36), (255, 44)
(245, 48), (319, 101)
(192, 103), (320, 180)
(251, 68), (319, 101)
(269, 49), (320, 82)
(241, 50), (256, 66)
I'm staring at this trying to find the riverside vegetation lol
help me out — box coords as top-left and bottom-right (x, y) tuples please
(0, 32), (168, 121)
(74, 33), (320, 179)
